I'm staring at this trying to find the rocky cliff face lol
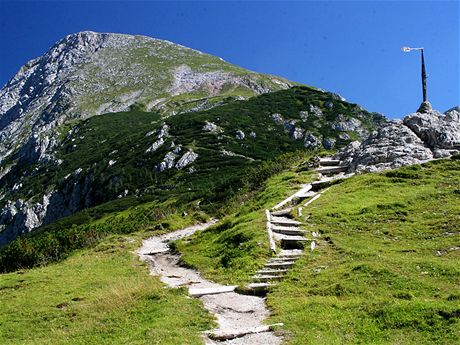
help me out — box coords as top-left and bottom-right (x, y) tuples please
(336, 102), (460, 172)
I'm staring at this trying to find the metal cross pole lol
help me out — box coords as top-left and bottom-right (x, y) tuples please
(421, 49), (427, 102)
(402, 46), (427, 102)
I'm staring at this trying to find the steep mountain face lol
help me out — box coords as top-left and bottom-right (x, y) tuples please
(0, 84), (384, 246)
(0, 31), (292, 169)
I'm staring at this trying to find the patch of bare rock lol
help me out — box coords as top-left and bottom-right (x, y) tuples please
(335, 102), (460, 173)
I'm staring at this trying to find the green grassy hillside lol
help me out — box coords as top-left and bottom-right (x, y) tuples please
(178, 157), (460, 344)
(0, 151), (313, 344)
(1, 154), (458, 344)
(0, 231), (213, 345)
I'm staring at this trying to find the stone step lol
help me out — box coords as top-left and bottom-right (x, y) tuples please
(303, 193), (322, 206)
(272, 224), (300, 231)
(270, 208), (293, 216)
(298, 191), (318, 199)
(316, 166), (348, 175)
(270, 216), (302, 226)
(279, 249), (303, 256)
(272, 226), (307, 236)
(265, 261), (295, 269)
(205, 324), (283, 341)
(252, 275), (284, 282)
(319, 159), (341, 166)
(247, 282), (275, 291)
(189, 285), (237, 297)
(277, 253), (302, 260)
(256, 269), (289, 275)
(280, 237), (311, 250)
(268, 256), (300, 263)
(311, 176), (347, 191)
(274, 233), (311, 241)
(272, 184), (312, 210)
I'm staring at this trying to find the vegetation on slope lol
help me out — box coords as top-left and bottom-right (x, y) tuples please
(1, 86), (383, 259)
(4, 86), (383, 206)
(0, 231), (213, 345)
(178, 157), (460, 344)
(0, 150), (317, 344)
(1, 153), (458, 344)
(0, 151), (312, 272)
(70, 32), (294, 116)
(175, 153), (318, 284)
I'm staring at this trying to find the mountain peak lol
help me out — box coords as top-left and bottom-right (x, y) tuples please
(0, 31), (292, 167)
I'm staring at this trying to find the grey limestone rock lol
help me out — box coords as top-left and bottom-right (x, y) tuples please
(271, 113), (283, 124)
(309, 104), (323, 117)
(333, 117), (362, 132)
(235, 130), (245, 140)
(146, 124), (170, 153)
(282, 120), (304, 140)
(299, 111), (309, 122)
(0, 174), (93, 247)
(291, 127), (305, 140)
(146, 138), (165, 153)
(175, 150), (198, 169)
(304, 132), (321, 149)
(339, 133), (351, 140)
(336, 121), (433, 173)
(203, 121), (218, 133)
(156, 152), (177, 172)
(335, 104), (459, 173)
(322, 138), (336, 150)
(324, 101), (334, 109)
(403, 107), (460, 149)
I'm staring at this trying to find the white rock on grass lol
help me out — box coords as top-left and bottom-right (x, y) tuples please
(175, 150), (198, 169)
(156, 152), (177, 172)
(235, 130), (245, 140)
(309, 104), (323, 117)
(271, 113), (284, 124)
(300, 111), (309, 122)
(146, 138), (165, 153)
(203, 121), (220, 133)
(304, 132), (321, 149)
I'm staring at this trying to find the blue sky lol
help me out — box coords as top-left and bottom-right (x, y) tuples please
(0, 0), (458, 118)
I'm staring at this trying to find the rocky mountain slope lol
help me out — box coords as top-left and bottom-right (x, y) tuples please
(0, 84), (384, 247)
(0, 30), (298, 246)
(335, 102), (460, 172)
(0, 31), (292, 174)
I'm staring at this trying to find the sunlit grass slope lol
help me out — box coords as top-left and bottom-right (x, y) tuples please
(0, 231), (213, 345)
(267, 158), (460, 344)
(178, 157), (460, 344)
(175, 154), (318, 285)
(0, 151), (317, 344)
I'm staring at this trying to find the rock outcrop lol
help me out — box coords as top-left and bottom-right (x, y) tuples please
(403, 107), (460, 149)
(336, 105), (460, 173)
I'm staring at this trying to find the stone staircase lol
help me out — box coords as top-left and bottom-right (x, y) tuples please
(247, 157), (351, 293)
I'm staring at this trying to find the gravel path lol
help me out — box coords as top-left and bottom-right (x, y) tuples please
(137, 220), (282, 345)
